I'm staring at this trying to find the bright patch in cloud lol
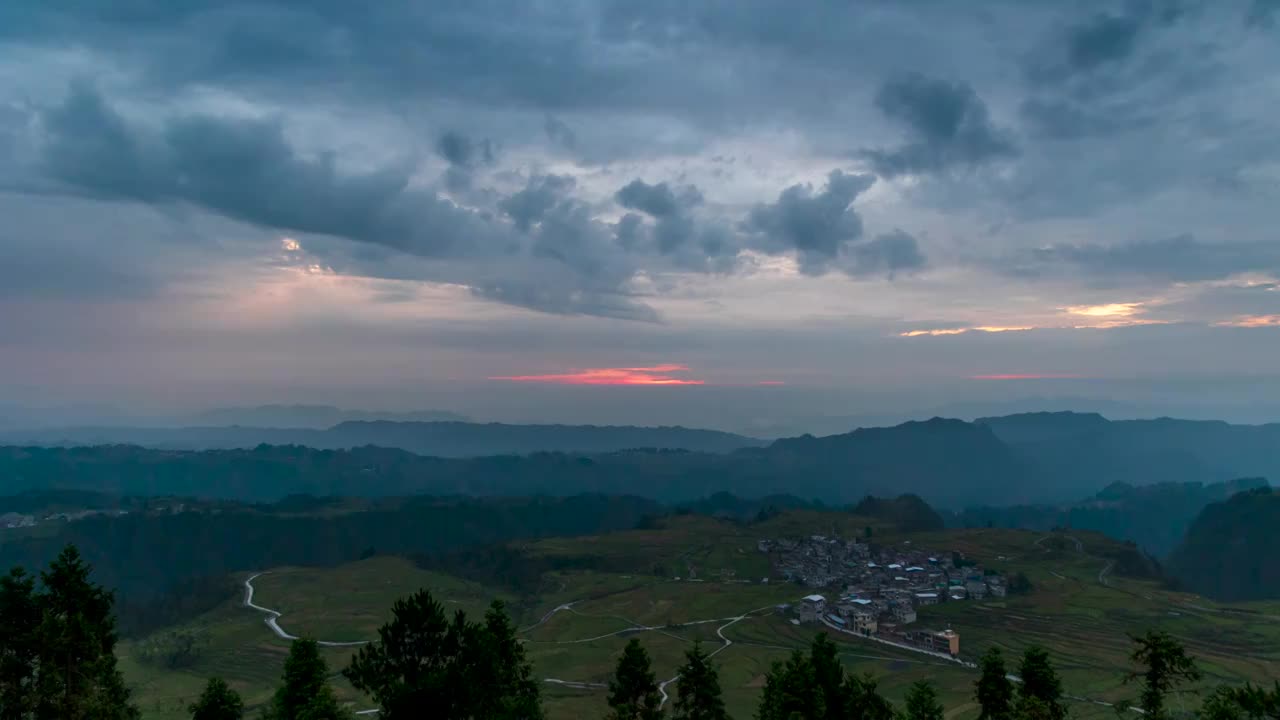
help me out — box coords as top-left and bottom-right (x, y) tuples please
(900, 326), (1032, 337)
(281, 237), (302, 252)
(490, 364), (705, 385)
(1063, 302), (1143, 317)
(1215, 315), (1280, 328)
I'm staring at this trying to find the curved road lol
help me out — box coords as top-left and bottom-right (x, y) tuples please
(243, 573), (369, 648)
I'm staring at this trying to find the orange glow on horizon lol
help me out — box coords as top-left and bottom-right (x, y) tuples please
(1215, 314), (1280, 328)
(490, 364), (705, 385)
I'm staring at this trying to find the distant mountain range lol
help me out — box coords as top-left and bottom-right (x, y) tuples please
(188, 404), (471, 428)
(0, 420), (763, 457)
(0, 411), (1275, 508)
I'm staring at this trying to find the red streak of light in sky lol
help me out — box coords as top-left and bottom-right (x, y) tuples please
(489, 364), (705, 386)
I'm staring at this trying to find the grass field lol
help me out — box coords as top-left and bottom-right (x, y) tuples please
(119, 515), (1280, 719)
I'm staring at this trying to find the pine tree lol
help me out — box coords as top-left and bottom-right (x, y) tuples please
(477, 600), (544, 720)
(756, 650), (821, 720)
(671, 642), (728, 720)
(189, 678), (244, 720)
(843, 674), (894, 720)
(345, 590), (544, 719)
(345, 589), (463, 717)
(0, 567), (39, 720)
(1124, 631), (1201, 720)
(608, 638), (664, 720)
(264, 639), (349, 720)
(810, 633), (847, 720)
(975, 647), (1014, 720)
(33, 545), (139, 720)
(1017, 647), (1066, 720)
(902, 681), (944, 720)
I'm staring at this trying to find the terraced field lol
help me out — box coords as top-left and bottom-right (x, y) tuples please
(118, 516), (1280, 719)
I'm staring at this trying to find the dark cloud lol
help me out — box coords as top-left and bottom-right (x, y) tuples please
(846, 230), (927, 278)
(436, 131), (494, 168)
(611, 179), (721, 263)
(34, 84), (671, 319)
(1066, 12), (1144, 71)
(862, 73), (1017, 177)
(1006, 234), (1280, 284)
(499, 174), (576, 232)
(745, 170), (875, 274)
(616, 180), (681, 218)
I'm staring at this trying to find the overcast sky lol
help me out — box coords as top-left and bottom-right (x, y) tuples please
(2, 1), (1279, 431)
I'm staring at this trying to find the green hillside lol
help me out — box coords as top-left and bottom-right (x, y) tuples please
(116, 513), (1280, 719)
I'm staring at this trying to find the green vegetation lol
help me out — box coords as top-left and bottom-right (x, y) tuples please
(606, 639), (663, 720)
(975, 648), (1014, 720)
(261, 639), (349, 720)
(188, 678), (243, 720)
(344, 592), (542, 719)
(670, 642), (728, 720)
(955, 478), (1268, 557)
(902, 681), (945, 720)
(1169, 487), (1280, 600)
(0, 546), (140, 719)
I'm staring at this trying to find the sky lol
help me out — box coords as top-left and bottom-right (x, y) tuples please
(2, 1), (1279, 432)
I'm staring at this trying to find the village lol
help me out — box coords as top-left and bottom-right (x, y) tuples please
(760, 533), (1025, 659)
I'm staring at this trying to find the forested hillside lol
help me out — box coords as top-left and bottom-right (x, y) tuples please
(1169, 487), (1280, 601)
(953, 478), (1269, 557)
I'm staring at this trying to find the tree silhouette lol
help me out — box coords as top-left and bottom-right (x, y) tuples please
(756, 650), (821, 720)
(188, 678), (243, 720)
(671, 642), (728, 720)
(33, 545), (139, 720)
(903, 681), (944, 720)
(810, 633), (847, 720)
(1016, 647), (1065, 720)
(263, 639), (349, 720)
(0, 568), (39, 720)
(346, 590), (539, 719)
(1123, 631), (1200, 720)
(975, 647), (1014, 720)
(608, 638), (664, 720)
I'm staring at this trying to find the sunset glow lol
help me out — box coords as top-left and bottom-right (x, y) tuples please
(490, 364), (705, 385)
(1063, 302), (1143, 317)
(901, 326), (1033, 337)
(1215, 315), (1280, 328)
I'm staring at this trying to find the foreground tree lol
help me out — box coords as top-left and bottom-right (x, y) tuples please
(671, 643), (728, 720)
(608, 638), (664, 720)
(476, 600), (544, 720)
(33, 545), (140, 720)
(810, 634), (848, 720)
(1017, 647), (1066, 720)
(0, 568), (39, 720)
(264, 639), (349, 720)
(902, 681), (944, 720)
(975, 647), (1015, 720)
(1123, 631), (1201, 720)
(188, 678), (243, 720)
(844, 674), (895, 720)
(344, 590), (541, 719)
(756, 650), (822, 720)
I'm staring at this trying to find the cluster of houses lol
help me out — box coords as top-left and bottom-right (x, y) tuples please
(0, 508), (129, 529)
(762, 534), (1011, 657)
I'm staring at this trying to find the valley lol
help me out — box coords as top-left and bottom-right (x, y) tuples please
(115, 513), (1280, 719)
